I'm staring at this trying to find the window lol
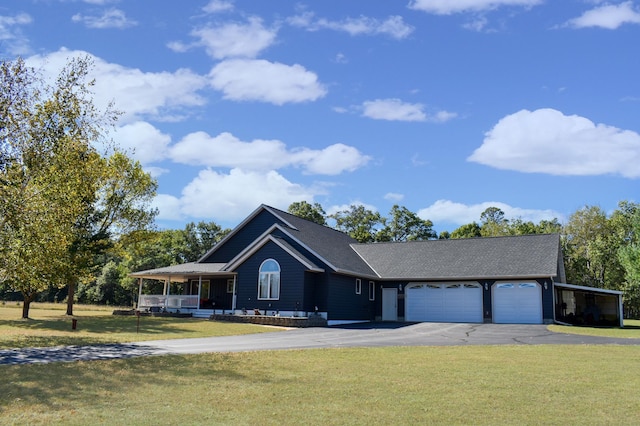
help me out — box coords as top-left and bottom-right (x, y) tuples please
(519, 283), (537, 288)
(258, 259), (280, 300)
(369, 281), (375, 301)
(355, 278), (362, 294)
(227, 279), (235, 294)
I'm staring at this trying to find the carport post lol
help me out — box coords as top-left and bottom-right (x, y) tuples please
(619, 294), (624, 328)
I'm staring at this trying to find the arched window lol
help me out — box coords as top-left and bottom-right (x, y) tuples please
(258, 259), (280, 300)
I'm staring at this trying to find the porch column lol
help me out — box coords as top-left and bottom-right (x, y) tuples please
(137, 278), (142, 310)
(197, 276), (202, 310)
(232, 275), (237, 311)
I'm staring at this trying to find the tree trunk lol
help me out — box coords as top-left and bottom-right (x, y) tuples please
(21, 293), (36, 319)
(66, 279), (75, 316)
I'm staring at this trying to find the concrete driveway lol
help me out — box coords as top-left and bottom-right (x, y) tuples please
(1, 322), (638, 365)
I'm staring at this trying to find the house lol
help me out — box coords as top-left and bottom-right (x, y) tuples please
(131, 204), (623, 326)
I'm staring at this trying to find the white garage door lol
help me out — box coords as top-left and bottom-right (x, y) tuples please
(406, 283), (483, 323)
(492, 282), (542, 324)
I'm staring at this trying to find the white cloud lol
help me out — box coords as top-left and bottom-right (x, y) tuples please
(0, 13), (32, 54)
(112, 121), (172, 164)
(362, 99), (426, 121)
(71, 9), (137, 29)
(27, 48), (209, 123)
(563, 1), (640, 29)
(289, 13), (414, 39)
(209, 59), (327, 105)
(169, 132), (371, 175)
(384, 192), (405, 202)
(468, 108), (640, 178)
(361, 98), (456, 122)
(181, 17), (277, 59)
(153, 194), (184, 221)
(170, 132), (290, 170)
(418, 200), (563, 226)
(170, 168), (316, 222)
(202, 0), (234, 14)
(408, 0), (542, 15)
(293, 143), (372, 175)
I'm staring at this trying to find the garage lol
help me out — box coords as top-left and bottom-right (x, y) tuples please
(405, 283), (483, 323)
(492, 282), (542, 324)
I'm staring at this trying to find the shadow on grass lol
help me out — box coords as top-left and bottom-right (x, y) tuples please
(0, 351), (254, 414)
(2, 316), (201, 335)
(0, 316), (216, 350)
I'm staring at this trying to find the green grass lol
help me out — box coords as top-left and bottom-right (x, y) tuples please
(1, 345), (639, 425)
(0, 303), (279, 349)
(548, 319), (640, 338)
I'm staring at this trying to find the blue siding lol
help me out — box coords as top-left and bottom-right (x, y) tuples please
(538, 278), (554, 321)
(234, 240), (308, 313)
(202, 210), (285, 263)
(327, 274), (375, 321)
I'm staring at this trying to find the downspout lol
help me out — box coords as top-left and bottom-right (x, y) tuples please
(551, 276), (556, 324)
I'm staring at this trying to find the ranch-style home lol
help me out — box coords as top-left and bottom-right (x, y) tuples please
(131, 204), (623, 326)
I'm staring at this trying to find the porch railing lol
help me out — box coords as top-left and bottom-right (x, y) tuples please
(138, 294), (200, 310)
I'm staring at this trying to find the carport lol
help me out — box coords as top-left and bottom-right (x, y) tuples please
(554, 283), (623, 327)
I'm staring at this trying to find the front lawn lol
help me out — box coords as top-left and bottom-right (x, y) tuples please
(548, 319), (640, 338)
(1, 345), (639, 425)
(0, 303), (279, 349)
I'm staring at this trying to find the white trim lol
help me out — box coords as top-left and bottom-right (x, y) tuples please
(257, 259), (280, 301)
(554, 282), (623, 296)
(224, 233), (324, 273)
(355, 278), (362, 295)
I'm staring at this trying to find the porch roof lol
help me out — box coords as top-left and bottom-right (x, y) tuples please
(130, 262), (230, 282)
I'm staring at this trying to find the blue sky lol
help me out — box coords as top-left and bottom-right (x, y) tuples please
(2, 0), (639, 233)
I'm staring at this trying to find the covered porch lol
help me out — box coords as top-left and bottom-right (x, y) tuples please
(130, 262), (236, 318)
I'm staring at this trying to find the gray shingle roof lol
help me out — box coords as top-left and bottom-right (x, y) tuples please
(350, 234), (562, 280)
(265, 206), (377, 276)
(130, 262), (227, 280)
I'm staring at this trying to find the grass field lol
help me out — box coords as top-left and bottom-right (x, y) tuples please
(0, 303), (278, 349)
(1, 345), (640, 425)
(2, 303), (640, 424)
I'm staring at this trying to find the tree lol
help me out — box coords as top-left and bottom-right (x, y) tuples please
(450, 222), (482, 239)
(376, 205), (436, 242)
(480, 207), (509, 237)
(64, 152), (158, 315)
(0, 56), (157, 318)
(288, 201), (326, 225)
(562, 205), (626, 291)
(0, 57), (112, 318)
(329, 205), (382, 243)
(614, 202), (640, 316)
(181, 221), (230, 262)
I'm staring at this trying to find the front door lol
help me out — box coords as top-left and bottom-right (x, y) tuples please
(382, 288), (398, 321)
